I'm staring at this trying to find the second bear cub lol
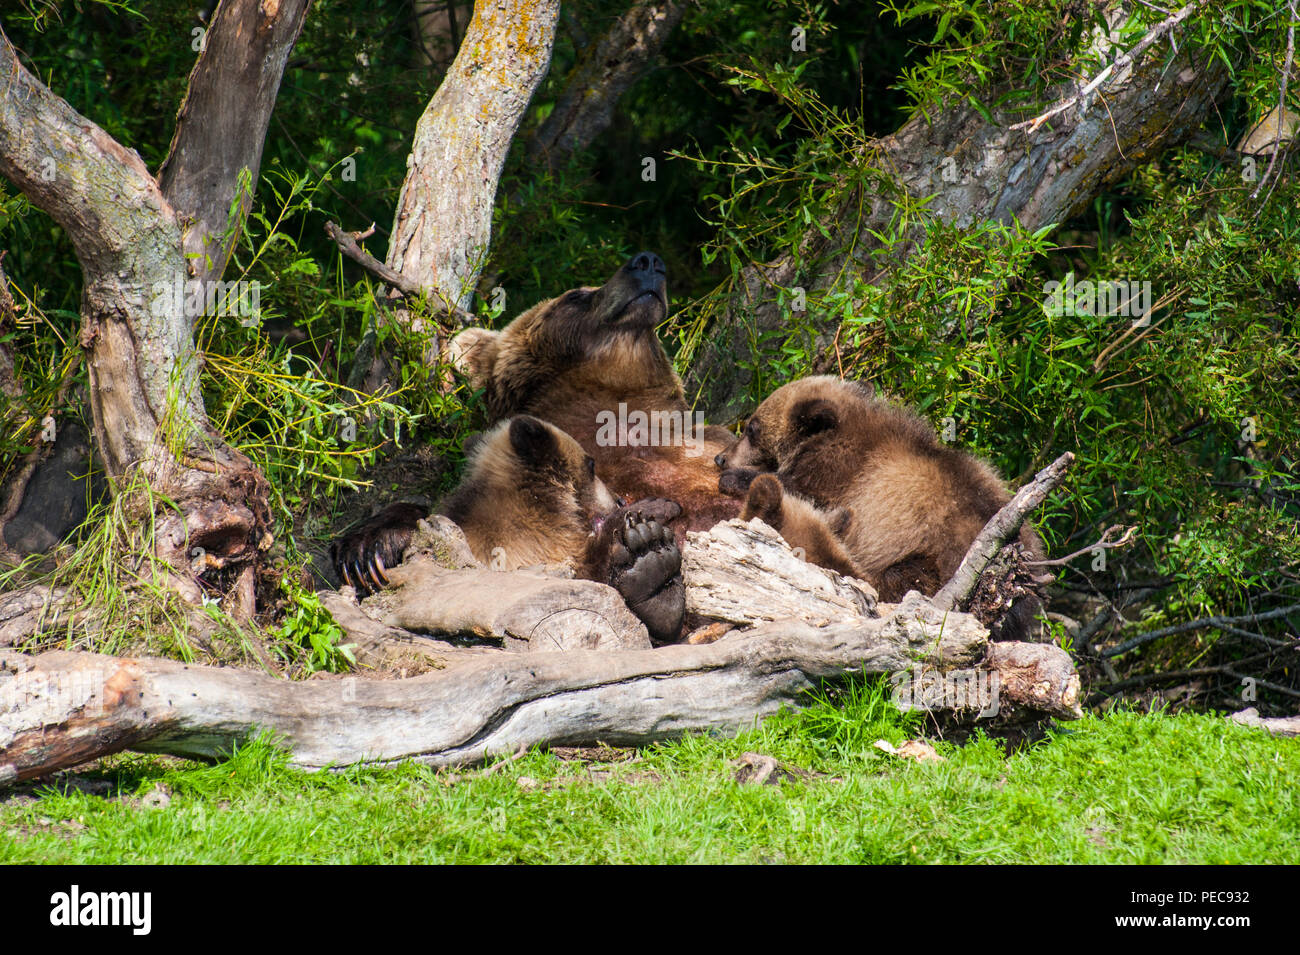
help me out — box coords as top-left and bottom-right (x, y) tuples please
(716, 376), (1044, 633)
(332, 415), (686, 643)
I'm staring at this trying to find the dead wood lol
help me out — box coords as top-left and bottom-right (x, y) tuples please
(0, 590), (1079, 784)
(1229, 707), (1300, 737)
(932, 452), (1074, 613)
(684, 519), (878, 625)
(361, 559), (653, 652)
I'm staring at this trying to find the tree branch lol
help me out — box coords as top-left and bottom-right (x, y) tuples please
(325, 220), (474, 324)
(1102, 604), (1300, 658)
(157, 0), (311, 287)
(529, 0), (684, 170)
(931, 452), (1075, 612)
(1009, 1), (1207, 133)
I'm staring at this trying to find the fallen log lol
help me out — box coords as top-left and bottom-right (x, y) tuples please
(367, 561), (652, 652)
(0, 593), (1078, 784)
(1229, 707), (1300, 737)
(684, 519), (877, 624)
(316, 591), (501, 673)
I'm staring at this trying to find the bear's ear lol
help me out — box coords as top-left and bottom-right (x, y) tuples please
(791, 398), (838, 437)
(508, 415), (557, 466)
(446, 327), (499, 387)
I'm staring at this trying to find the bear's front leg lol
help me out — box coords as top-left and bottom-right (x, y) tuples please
(330, 501), (427, 596)
(592, 504), (685, 644)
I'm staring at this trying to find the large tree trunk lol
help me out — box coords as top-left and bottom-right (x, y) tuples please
(158, 0), (311, 291)
(0, 6), (307, 612)
(528, 0), (684, 171)
(385, 0), (560, 312)
(685, 6), (1232, 421)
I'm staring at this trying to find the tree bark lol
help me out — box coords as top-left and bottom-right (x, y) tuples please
(0, 26), (272, 610)
(0, 595), (1079, 783)
(529, 0), (684, 171)
(683, 518), (877, 624)
(686, 11), (1233, 421)
(158, 0), (312, 290)
(385, 0), (560, 312)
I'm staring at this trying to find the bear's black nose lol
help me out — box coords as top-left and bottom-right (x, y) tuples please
(714, 453), (726, 468)
(627, 251), (666, 276)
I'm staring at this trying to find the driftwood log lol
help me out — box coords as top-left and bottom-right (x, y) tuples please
(0, 461), (1086, 783)
(0, 591), (1079, 784)
(1229, 707), (1300, 738)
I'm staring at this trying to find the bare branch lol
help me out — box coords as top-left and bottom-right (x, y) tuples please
(1250, 0), (1296, 198)
(1025, 523), (1136, 568)
(325, 220), (474, 325)
(1102, 604), (1300, 658)
(1010, 1), (1207, 133)
(931, 452), (1075, 612)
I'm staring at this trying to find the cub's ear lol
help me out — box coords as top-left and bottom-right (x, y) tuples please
(446, 327), (499, 387)
(791, 398), (838, 437)
(508, 415), (557, 466)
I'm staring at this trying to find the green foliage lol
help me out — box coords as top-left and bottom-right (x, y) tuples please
(272, 578), (355, 674)
(3, 705), (1296, 863)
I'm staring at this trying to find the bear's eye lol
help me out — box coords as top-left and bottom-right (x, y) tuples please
(584, 456), (596, 479)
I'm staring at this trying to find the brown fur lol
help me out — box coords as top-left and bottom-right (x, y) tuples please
(741, 474), (863, 580)
(448, 253), (740, 533)
(717, 376), (1046, 614)
(332, 415), (686, 643)
(440, 416), (620, 575)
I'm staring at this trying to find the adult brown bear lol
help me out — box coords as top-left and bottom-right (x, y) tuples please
(447, 252), (742, 534)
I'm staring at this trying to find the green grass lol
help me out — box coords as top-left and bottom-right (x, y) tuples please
(2, 681), (1295, 864)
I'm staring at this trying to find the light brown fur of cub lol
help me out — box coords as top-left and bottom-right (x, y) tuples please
(740, 473), (863, 580)
(717, 376), (1045, 605)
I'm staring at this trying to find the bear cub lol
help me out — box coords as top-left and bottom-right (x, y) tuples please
(716, 376), (1045, 638)
(332, 415), (686, 644)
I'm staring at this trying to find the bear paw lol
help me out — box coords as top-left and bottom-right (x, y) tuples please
(605, 508), (685, 644)
(329, 502), (427, 597)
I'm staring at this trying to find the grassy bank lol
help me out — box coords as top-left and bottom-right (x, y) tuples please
(2, 681), (1294, 864)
